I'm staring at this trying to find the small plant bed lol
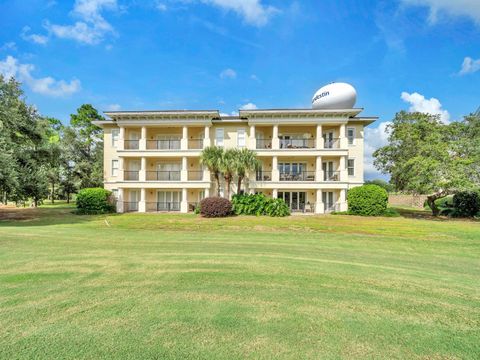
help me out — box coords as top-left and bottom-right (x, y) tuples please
(231, 194), (290, 217)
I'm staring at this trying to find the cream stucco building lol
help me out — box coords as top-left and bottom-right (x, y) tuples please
(94, 108), (376, 214)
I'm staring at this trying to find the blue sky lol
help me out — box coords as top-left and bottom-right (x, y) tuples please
(1, 0), (479, 178)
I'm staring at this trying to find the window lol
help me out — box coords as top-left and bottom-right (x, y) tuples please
(347, 159), (355, 176)
(112, 129), (119, 147)
(347, 127), (355, 145)
(237, 128), (246, 148)
(112, 160), (119, 177)
(215, 128), (224, 147)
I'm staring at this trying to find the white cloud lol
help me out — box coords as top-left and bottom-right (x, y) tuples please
(199, 0), (278, 26)
(106, 103), (121, 111)
(0, 42), (17, 51)
(364, 121), (391, 179)
(401, 92), (450, 123)
(250, 74), (260, 82)
(400, 0), (480, 24)
(45, 0), (118, 45)
(156, 2), (168, 11)
(21, 26), (49, 45)
(459, 56), (480, 75)
(219, 68), (237, 79)
(0, 55), (81, 97)
(240, 102), (258, 110)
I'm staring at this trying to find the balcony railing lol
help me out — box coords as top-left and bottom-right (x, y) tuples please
(188, 138), (203, 149)
(256, 171), (272, 182)
(146, 171), (181, 181)
(188, 171), (203, 181)
(124, 140), (139, 150)
(256, 138), (272, 149)
(123, 201), (139, 212)
(124, 171), (139, 181)
(147, 139), (181, 150)
(324, 203), (340, 213)
(289, 203), (316, 213)
(280, 171), (316, 182)
(146, 202), (181, 212)
(324, 138), (340, 149)
(324, 171), (340, 182)
(280, 138), (315, 149)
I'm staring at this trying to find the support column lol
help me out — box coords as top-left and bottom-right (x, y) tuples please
(272, 124), (279, 150)
(249, 125), (256, 149)
(339, 189), (347, 212)
(117, 188), (124, 213)
(315, 189), (324, 214)
(204, 126), (211, 148)
(118, 157), (124, 181)
(139, 188), (146, 213)
(205, 188), (210, 198)
(118, 127), (125, 150)
(140, 126), (147, 150)
(140, 157), (147, 182)
(316, 124), (324, 149)
(272, 189), (278, 199)
(181, 126), (188, 150)
(272, 156), (279, 182)
(340, 124), (348, 148)
(181, 156), (188, 182)
(181, 188), (188, 213)
(316, 156), (323, 182)
(339, 156), (347, 182)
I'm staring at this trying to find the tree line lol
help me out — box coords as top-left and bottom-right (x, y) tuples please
(0, 76), (103, 206)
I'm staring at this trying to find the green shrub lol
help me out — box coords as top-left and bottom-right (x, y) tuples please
(76, 188), (115, 215)
(347, 185), (388, 216)
(265, 198), (290, 217)
(231, 194), (290, 217)
(453, 191), (480, 218)
(200, 197), (232, 218)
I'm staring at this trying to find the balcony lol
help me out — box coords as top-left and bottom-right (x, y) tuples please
(188, 171), (203, 181)
(146, 171), (181, 181)
(125, 140), (139, 150)
(147, 139), (181, 150)
(324, 171), (340, 182)
(256, 171), (272, 182)
(146, 202), (181, 212)
(124, 171), (139, 181)
(123, 201), (139, 212)
(188, 138), (203, 149)
(256, 138), (272, 149)
(280, 171), (316, 182)
(324, 138), (340, 149)
(280, 138), (315, 149)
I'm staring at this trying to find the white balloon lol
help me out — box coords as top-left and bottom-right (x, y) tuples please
(312, 82), (357, 109)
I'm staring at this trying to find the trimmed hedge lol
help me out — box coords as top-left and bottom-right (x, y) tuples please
(200, 197), (232, 218)
(453, 191), (480, 217)
(76, 188), (116, 214)
(231, 194), (290, 217)
(347, 185), (388, 216)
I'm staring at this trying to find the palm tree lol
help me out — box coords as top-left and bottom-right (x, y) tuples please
(200, 146), (223, 196)
(219, 148), (237, 199)
(233, 148), (259, 194)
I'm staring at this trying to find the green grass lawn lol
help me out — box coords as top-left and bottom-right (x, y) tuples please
(0, 204), (479, 359)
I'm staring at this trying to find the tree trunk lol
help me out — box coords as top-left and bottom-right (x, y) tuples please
(225, 178), (231, 199)
(427, 191), (451, 216)
(67, 192), (70, 204)
(237, 176), (243, 195)
(51, 182), (55, 204)
(215, 173), (221, 197)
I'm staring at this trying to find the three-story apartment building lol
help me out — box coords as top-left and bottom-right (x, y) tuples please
(94, 108), (376, 214)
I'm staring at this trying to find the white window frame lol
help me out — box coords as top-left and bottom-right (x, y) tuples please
(347, 158), (355, 176)
(347, 127), (356, 145)
(215, 128), (224, 147)
(112, 129), (119, 147)
(111, 159), (119, 177)
(237, 128), (246, 148)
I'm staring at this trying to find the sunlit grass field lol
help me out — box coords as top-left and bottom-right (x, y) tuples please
(0, 204), (479, 359)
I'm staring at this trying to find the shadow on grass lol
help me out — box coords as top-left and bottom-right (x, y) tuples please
(393, 207), (480, 223)
(0, 204), (119, 227)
